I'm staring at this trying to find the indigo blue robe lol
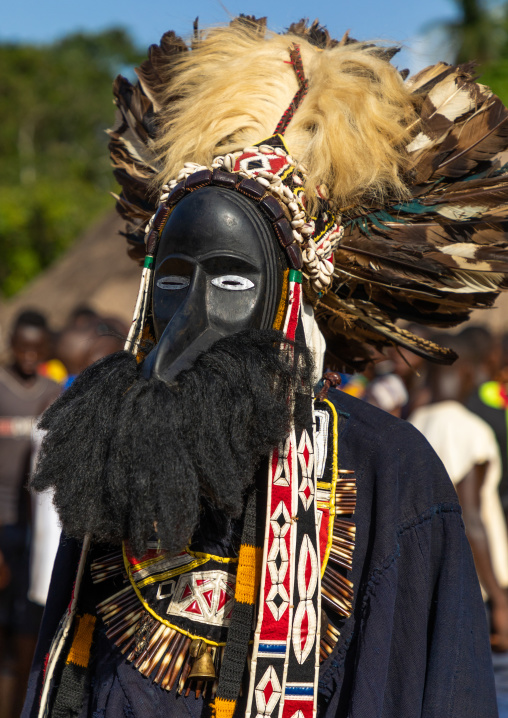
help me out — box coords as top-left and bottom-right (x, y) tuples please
(22, 389), (497, 717)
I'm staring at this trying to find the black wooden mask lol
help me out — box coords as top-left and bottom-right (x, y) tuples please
(142, 186), (286, 382)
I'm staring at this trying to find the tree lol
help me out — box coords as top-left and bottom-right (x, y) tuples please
(445, 0), (506, 64)
(440, 0), (508, 104)
(0, 29), (144, 297)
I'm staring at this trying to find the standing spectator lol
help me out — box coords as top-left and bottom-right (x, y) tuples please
(464, 327), (508, 523)
(410, 333), (508, 716)
(66, 305), (98, 331)
(55, 313), (127, 389)
(0, 311), (60, 718)
(54, 325), (98, 386)
(363, 371), (409, 417)
(388, 324), (433, 419)
(461, 326), (501, 391)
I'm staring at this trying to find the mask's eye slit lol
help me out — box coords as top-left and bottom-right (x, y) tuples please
(211, 275), (255, 291)
(156, 276), (191, 290)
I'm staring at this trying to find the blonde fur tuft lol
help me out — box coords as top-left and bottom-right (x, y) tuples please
(153, 23), (417, 210)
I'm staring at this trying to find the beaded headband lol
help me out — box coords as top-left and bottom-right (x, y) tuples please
(147, 135), (343, 291)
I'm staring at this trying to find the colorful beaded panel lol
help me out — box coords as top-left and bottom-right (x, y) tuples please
(90, 546), (237, 699)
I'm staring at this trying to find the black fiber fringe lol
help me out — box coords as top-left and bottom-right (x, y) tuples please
(32, 330), (313, 556)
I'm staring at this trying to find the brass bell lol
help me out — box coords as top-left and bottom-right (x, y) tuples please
(188, 639), (216, 681)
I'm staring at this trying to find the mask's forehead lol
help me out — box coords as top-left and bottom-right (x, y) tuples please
(156, 186), (275, 270)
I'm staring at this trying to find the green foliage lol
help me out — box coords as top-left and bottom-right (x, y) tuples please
(478, 58), (508, 105)
(442, 1), (508, 104)
(446, 0), (506, 64)
(0, 28), (143, 298)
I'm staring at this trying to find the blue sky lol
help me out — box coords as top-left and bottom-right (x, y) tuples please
(3, 1), (459, 72)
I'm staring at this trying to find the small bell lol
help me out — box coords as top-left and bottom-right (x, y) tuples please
(188, 639), (216, 681)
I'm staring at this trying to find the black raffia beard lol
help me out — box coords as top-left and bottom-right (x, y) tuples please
(31, 329), (313, 555)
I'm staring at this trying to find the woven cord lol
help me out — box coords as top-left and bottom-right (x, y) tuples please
(212, 488), (262, 718)
(274, 44), (309, 136)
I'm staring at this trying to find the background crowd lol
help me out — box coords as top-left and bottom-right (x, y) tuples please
(0, 308), (127, 718)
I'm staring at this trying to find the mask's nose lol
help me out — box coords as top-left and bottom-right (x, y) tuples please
(141, 276), (222, 383)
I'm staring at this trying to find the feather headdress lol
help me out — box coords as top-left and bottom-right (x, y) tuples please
(109, 17), (508, 369)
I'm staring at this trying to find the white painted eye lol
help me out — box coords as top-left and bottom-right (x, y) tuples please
(156, 276), (190, 290)
(211, 275), (255, 291)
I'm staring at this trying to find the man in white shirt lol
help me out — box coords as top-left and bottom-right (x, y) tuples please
(410, 333), (508, 715)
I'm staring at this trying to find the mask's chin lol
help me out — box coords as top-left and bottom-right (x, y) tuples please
(141, 325), (223, 383)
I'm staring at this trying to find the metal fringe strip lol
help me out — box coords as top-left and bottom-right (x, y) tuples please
(320, 469), (356, 652)
(92, 552), (230, 698)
